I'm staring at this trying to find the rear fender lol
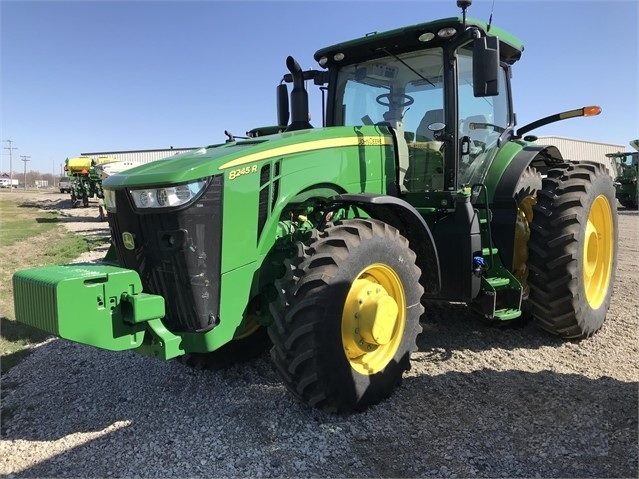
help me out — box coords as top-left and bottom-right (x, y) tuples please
(490, 144), (563, 270)
(325, 193), (441, 294)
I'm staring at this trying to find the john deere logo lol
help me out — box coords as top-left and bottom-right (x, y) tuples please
(122, 232), (135, 250)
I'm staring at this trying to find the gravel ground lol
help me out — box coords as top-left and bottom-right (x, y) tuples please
(1, 193), (637, 478)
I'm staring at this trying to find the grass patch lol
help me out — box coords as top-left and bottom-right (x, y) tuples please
(0, 198), (108, 374)
(0, 200), (62, 247)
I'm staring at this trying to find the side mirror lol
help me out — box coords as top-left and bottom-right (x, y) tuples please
(473, 36), (499, 97)
(277, 83), (290, 128)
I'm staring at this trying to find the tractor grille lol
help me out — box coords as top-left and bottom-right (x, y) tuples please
(257, 160), (281, 243)
(107, 176), (223, 333)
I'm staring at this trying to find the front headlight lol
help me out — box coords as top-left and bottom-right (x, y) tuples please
(129, 178), (208, 210)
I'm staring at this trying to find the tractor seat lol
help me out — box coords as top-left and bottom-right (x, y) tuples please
(416, 109), (444, 141)
(402, 109), (445, 191)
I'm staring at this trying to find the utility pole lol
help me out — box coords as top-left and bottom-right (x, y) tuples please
(20, 155), (30, 190)
(3, 139), (18, 192)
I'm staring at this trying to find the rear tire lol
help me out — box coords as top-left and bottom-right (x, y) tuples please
(528, 162), (618, 338)
(268, 218), (423, 413)
(512, 166), (543, 300)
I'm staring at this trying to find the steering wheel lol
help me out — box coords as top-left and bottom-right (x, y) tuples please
(376, 93), (414, 108)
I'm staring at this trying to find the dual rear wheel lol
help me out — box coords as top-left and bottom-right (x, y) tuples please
(527, 162), (618, 338)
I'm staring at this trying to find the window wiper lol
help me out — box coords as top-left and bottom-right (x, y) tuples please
(379, 47), (436, 88)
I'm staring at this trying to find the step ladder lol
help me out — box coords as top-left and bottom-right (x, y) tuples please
(470, 184), (523, 321)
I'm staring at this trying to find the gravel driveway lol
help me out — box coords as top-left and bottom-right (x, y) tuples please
(1, 194), (637, 478)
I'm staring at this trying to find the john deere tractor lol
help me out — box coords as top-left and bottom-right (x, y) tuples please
(64, 156), (118, 220)
(64, 156), (108, 208)
(13, 1), (618, 413)
(608, 141), (638, 209)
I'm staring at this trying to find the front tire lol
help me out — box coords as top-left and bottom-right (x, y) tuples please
(528, 162), (618, 338)
(269, 218), (424, 413)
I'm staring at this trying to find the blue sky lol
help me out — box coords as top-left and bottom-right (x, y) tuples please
(1, 0), (638, 174)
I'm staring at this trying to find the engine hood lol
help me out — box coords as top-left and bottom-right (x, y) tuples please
(102, 126), (389, 189)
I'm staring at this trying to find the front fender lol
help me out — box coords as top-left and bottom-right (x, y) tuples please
(326, 193), (441, 294)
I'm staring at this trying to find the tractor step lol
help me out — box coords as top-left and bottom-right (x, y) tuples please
(493, 308), (522, 320)
(470, 270), (523, 322)
(486, 276), (510, 288)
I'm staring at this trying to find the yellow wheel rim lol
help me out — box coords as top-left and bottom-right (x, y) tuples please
(341, 264), (406, 375)
(583, 194), (614, 309)
(513, 195), (536, 297)
(234, 314), (261, 340)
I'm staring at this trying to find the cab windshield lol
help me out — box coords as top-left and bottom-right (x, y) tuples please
(332, 45), (511, 192)
(333, 48), (444, 141)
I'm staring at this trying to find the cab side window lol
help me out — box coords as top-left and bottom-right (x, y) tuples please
(457, 47), (510, 187)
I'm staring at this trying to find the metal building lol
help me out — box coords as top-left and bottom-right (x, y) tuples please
(535, 136), (623, 177)
(81, 147), (198, 165)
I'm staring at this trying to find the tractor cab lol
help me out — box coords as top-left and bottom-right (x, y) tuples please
(279, 15), (523, 207)
(324, 38), (511, 198)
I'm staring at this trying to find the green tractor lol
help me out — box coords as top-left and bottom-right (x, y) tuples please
(13, 1), (618, 413)
(64, 156), (105, 209)
(607, 141), (638, 209)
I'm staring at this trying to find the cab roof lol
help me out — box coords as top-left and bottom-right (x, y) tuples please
(314, 17), (524, 67)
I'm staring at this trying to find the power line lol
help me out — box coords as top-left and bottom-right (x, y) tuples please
(3, 139), (18, 192)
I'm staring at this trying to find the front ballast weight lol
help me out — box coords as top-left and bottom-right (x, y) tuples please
(12, 264), (180, 357)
